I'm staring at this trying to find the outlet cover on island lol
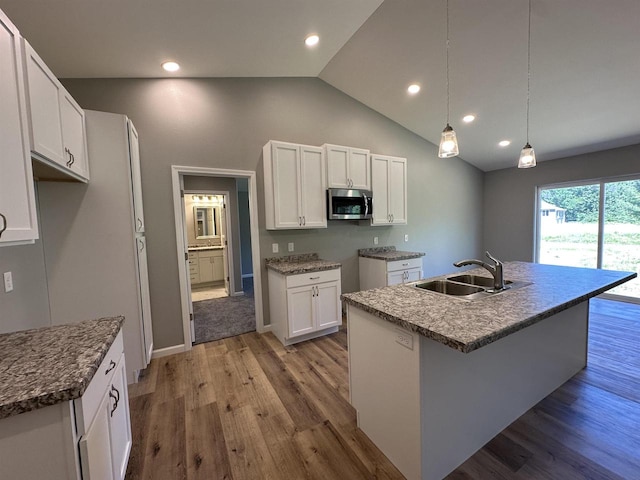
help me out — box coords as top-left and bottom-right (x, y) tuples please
(405, 234), (409, 242)
(272, 243), (279, 253)
(288, 242), (294, 252)
(374, 237), (379, 245)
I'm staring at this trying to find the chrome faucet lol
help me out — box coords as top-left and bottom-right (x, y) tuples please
(453, 251), (505, 291)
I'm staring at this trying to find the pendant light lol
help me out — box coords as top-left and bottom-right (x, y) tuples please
(438, 0), (459, 158)
(518, 0), (537, 168)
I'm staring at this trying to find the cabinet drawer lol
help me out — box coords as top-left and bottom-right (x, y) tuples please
(387, 257), (422, 273)
(189, 264), (199, 273)
(286, 268), (341, 289)
(74, 330), (124, 434)
(190, 274), (199, 282)
(198, 249), (223, 258)
(188, 252), (197, 260)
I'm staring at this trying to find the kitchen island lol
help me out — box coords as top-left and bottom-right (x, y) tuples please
(342, 262), (636, 480)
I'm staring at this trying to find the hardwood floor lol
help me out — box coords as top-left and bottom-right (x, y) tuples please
(126, 298), (640, 479)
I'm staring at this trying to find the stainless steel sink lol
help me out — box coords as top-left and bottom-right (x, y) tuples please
(413, 280), (484, 296)
(446, 274), (513, 289)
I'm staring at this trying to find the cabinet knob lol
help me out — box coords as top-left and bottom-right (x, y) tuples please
(0, 213), (6, 238)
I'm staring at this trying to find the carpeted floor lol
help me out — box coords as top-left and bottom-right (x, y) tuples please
(193, 278), (255, 344)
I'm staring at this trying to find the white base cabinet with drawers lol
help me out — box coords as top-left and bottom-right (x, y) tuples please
(268, 268), (342, 346)
(0, 331), (131, 480)
(189, 248), (224, 284)
(359, 257), (423, 290)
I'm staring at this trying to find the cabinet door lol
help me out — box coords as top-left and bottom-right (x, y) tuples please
(287, 285), (315, 337)
(389, 157), (407, 224)
(315, 281), (341, 330)
(271, 142), (302, 228)
(109, 356), (132, 480)
(128, 121), (145, 233)
(299, 145), (326, 228)
(387, 270), (406, 286)
(370, 155), (390, 225)
(212, 255), (225, 281)
(0, 12), (38, 244)
(349, 148), (370, 190)
(23, 41), (65, 166)
(406, 268), (422, 283)
(198, 255), (215, 283)
(59, 88), (89, 180)
(326, 145), (350, 188)
(79, 393), (115, 480)
(136, 237), (154, 365)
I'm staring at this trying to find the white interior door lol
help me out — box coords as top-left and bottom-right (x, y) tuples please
(220, 197), (230, 295)
(179, 175), (195, 344)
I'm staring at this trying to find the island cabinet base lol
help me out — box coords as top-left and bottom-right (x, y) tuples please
(347, 302), (589, 480)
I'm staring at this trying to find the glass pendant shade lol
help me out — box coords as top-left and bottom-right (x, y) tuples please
(438, 124), (459, 158)
(518, 142), (537, 168)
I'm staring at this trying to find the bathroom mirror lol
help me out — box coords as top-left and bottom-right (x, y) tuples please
(194, 206), (219, 238)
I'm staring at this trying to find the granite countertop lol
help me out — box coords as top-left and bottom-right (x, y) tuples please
(359, 246), (425, 261)
(266, 253), (341, 275)
(0, 317), (124, 419)
(342, 262), (636, 354)
(188, 245), (223, 251)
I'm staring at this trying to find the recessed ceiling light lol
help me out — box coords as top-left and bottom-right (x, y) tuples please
(407, 84), (421, 94)
(499, 140), (511, 147)
(462, 114), (475, 123)
(305, 34), (319, 47)
(162, 61), (180, 72)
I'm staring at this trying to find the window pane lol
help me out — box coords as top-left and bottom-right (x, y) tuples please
(602, 179), (640, 299)
(538, 184), (600, 268)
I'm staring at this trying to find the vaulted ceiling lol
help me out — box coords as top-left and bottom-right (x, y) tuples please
(3, 0), (639, 171)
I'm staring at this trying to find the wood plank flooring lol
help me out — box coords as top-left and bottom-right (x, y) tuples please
(126, 298), (640, 479)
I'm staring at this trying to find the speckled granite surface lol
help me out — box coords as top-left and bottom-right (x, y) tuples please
(0, 317), (124, 419)
(358, 246), (425, 261)
(342, 262), (636, 353)
(266, 253), (341, 275)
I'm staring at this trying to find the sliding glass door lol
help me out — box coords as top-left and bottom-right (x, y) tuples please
(537, 177), (640, 302)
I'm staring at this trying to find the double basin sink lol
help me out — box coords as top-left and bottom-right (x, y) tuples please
(408, 274), (529, 300)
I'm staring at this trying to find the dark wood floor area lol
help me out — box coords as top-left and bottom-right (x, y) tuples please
(126, 298), (640, 479)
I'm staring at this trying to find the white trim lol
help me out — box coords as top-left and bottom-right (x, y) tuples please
(152, 344), (186, 359)
(171, 165), (265, 352)
(242, 273), (254, 279)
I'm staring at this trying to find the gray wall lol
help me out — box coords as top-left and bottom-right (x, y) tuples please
(62, 77), (484, 349)
(483, 143), (640, 262)
(183, 175), (242, 293)
(0, 185), (51, 334)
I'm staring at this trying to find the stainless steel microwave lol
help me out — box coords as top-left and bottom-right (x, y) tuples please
(327, 188), (373, 220)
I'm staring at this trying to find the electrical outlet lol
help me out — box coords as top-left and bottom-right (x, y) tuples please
(405, 234), (409, 242)
(272, 243), (279, 253)
(288, 242), (294, 252)
(374, 236), (379, 245)
(4, 272), (14, 293)
(395, 329), (413, 350)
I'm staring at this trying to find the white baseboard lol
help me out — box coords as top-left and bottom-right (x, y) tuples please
(152, 344), (185, 359)
(232, 291), (245, 297)
(242, 273), (254, 279)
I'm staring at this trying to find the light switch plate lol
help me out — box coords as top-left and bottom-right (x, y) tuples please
(374, 237), (379, 245)
(272, 243), (279, 253)
(405, 234), (409, 242)
(4, 272), (13, 293)
(288, 242), (294, 252)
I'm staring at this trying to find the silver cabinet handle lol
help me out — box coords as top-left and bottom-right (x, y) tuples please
(0, 213), (6, 238)
(137, 218), (143, 230)
(105, 359), (116, 375)
(391, 213), (394, 223)
(303, 216), (306, 226)
(138, 240), (145, 251)
(310, 276), (320, 280)
(402, 263), (409, 266)
(299, 216), (302, 226)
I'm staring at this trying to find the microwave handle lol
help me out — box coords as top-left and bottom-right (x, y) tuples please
(363, 193), (369, 217)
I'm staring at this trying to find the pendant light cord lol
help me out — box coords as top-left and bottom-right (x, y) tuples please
(446, 0), (451, 125)
(526, 0), (532, 144)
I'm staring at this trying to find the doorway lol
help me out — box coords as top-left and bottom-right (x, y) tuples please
(171, 166), (265, 351)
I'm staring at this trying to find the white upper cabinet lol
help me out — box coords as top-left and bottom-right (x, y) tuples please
(324, 143), (370, 190)
(0, 10), (38, 245)
(22, 40), (89, 182)
(263, 140), (327, 230)
(371, 154), (407, 225)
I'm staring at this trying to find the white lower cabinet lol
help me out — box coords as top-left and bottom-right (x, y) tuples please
(0, 330), (131, 480)
(190, 248), (224, 284)
(269, 268), (341, 345)
(359, 256), (423, 290)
